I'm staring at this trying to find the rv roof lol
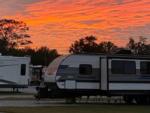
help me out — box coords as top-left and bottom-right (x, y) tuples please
(71, 54), (150, 59)
(0, 55), (30, 61)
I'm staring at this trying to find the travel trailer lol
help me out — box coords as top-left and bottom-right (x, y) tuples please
(0, 55), (30, 89)
(36, 54), (150, 104)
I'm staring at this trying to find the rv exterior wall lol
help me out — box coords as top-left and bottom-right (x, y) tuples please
(56, 55), (101, 89)
(0, 56), (30, 88)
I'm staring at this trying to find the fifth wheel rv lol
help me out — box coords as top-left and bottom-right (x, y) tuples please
(0, 55), (30, 89)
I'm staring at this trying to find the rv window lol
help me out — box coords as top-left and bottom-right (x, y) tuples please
(79, 64), (92, 75)
(140, 62), (150, 74)
(111, 60), (136, 74)
(21, 64), (26, 76)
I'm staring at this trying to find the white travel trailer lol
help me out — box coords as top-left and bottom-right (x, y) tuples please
(0, 55), (30, 89)
(36, 54), (150, 104)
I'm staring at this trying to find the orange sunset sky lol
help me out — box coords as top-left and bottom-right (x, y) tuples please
(1, 0), (150, 54)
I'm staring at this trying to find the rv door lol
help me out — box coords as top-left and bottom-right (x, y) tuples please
(100, 57), (108, 90)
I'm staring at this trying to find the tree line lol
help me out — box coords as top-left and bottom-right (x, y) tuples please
(1, 19), (150, 66)
(69, 35), (150, 55)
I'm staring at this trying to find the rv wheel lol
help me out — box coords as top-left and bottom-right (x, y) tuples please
(135, 96), (150, 105)
(123, 96), (134, 104)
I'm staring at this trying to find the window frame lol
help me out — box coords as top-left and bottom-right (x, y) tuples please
(140, 61), (150, 75)
(79, 64), (93, 76)
(21, 64), (26, 76)
(111, 60), (136, 75)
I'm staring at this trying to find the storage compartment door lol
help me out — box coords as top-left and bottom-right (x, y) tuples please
(65, 80), (76, 89)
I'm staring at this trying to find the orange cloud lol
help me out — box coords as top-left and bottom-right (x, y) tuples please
(1, 0), (150, 53)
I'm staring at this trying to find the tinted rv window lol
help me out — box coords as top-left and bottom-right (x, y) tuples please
(111, 60), (136, 74)
(21, 64), (26, 76)
(140, 62), (150, 74)
(79, 64), (92, 75)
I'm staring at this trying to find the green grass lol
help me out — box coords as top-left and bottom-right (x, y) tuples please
(0, 105), (150, 113)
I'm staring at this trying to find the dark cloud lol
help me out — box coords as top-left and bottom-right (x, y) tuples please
(134, 15), (143, 18)
(0, 0), (41, 16)
(115, 0), (124, 5)
(79, 19), (104, 25)
(108, 23), (150, 41)
(115, 0), (140, 5)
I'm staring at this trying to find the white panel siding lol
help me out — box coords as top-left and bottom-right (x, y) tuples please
(0, 82), (8, 84)
(65, 80), (76, 89)
(57, 81), (100, 89)
(136, 61), (140, 69)
(62, 55), (100, 68)
(76, 82), (99, 89)
(0, 56), (30, 86)
(109, 83), (150, 90)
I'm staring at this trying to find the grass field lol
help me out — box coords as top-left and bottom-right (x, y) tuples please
(0, 104), (150, 113)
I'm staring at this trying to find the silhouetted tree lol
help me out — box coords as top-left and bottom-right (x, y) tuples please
(0, 19), (59, 65)
(69, 36), (99, 53)
(69, 36), (118, 54)
(32, 47), (59, 66)
(0, 19), (32, 51)
(126, 36), (150, 55)
(126, 38), (135, 51)
(98, 41), (118, 54)
(0, 37), (9, 54)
